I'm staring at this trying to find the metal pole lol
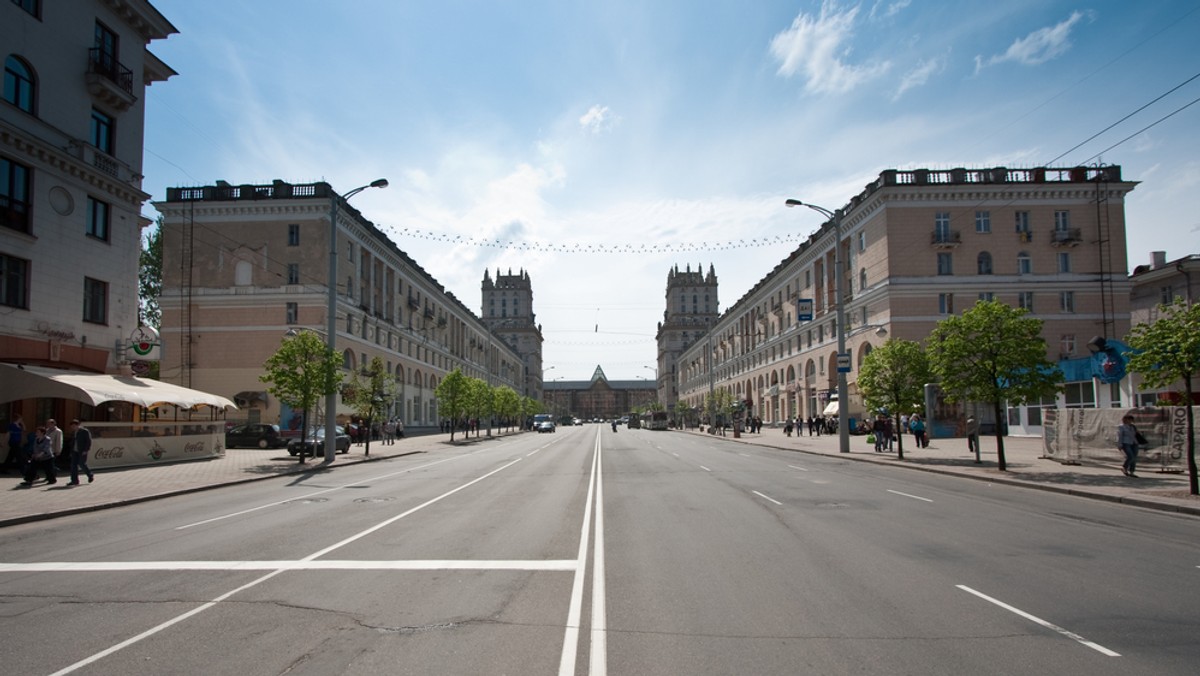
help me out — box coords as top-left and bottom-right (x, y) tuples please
(326, 179), (388, 463)
(786, 199), (850, 453)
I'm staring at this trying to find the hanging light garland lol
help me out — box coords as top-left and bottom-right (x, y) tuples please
(387, 226), (805, 253)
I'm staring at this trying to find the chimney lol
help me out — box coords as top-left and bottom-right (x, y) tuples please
(1150, 251), (1167, 269)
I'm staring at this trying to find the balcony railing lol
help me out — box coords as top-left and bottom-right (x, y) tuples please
(1050, 228), (1082, 246)
(87, 49), (133, 94)
(930, 230), (962, 248)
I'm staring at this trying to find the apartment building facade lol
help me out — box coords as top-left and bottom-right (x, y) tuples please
(154, 180), (524, 429)
(1, 0), (175, 374)
(677, 166), (1136, 436)
(1127, 250), (1200, 406)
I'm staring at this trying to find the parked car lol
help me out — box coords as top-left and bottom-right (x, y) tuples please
(536, 421), (556, 433)
(287, 426), (352, 456)
(225, 423), (285, 449)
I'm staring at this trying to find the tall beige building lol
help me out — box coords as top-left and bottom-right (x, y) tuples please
(1127, 250), (1200, 406)
(677, 166), (1136, 437)
(654, 264), (718, 418)
(1, 0), (175, 375)
(154, 180), (524, 429)
(481, 268), (545, 401)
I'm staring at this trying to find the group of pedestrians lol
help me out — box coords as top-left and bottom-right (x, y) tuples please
(381, 419), (404, 445)
(4, 415), (94, 487)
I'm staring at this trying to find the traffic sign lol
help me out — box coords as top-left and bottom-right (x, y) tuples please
(796, 299), (814, 321)
(836, 352), (851, 373)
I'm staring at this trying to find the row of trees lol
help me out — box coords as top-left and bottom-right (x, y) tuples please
(856, 299), (1198, 494)
(434, 369), (542, 442)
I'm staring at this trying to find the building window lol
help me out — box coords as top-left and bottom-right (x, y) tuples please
(3, 55), (35, 113)
(85, 197), (109, 241)
(1063, 381), (1095, 408)
(0, 252), (30, 309)
(937, 252), (953, 275)
(1160, 285), (1175, 305)
(286, 302), (298, 324)
(979, 292), (994, 302)
(1014, 211), (1030, 233)
(859, 268), (867, 291)
(1057, 252), (1071, 273)
(1, 156), (31, 234)
(94, 21), (119, 68)
(287, 224), (300, 246)
(805, 270), (811, 288)
(1061, 334), (1076, 356)
(286, 263), (299, 285)
(12, 0), (39, 17)
(1060, 291), (1074, 313)
(1018, 291), (1034, 311)
(1054, 210), (1070, 232)
(975, 211), (991, 233)
(939, 293), (954, 315)
(977, 251), (993, 275)
(83, 277), (107, 324)
(934, 212), (951, 241)
(858, 231), (866, 251)
(1017, 252), (1032, 275)
(90, 108), (114, 154)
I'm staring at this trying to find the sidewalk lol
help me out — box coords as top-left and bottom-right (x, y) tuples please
(0, 430), (509, 528)
(685, 427), (1200, 517)
(3, 428), (1197, 528)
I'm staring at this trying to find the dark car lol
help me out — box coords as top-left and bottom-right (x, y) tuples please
(287, 426), (351, 456)
(225, 423), (285, 449)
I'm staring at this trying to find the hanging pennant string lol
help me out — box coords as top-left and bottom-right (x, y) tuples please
(385, 225), (806, 253)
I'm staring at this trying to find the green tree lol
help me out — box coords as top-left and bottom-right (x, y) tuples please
(464, 377), (494, 437)
(435, 369), (470, 441)
(858, 339), (934, 460)
(259, 331), (342, 463)
(347, 356), (397, 456)
(927, 300), (1061, 471)
(1126, 299), (1200, 494)
(138, 221), (162, 329)
(704, 389), (735, 430)
(493, 385), (520, 432)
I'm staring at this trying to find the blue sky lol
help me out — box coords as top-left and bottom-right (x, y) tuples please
(143, 1), (1200, 382)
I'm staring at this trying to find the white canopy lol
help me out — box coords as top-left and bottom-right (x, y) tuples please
(821, 401), (840, 417)
(0, 363), (237, 410)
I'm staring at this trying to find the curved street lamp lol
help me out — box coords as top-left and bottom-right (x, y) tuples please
(786, 198), (850, 454)
(326, 179), (388, 462)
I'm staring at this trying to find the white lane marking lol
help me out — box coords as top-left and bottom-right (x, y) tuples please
(753, 490), (782, 506)
(698, 465), (711, 472)
(47, 457), (525, 675)
(590, 430), (608, 676)
(956, 585), (1120, 657)
(559, 429), (600, 676)
(887, 489), (933, 503)
(787, 465), (809, 472)
(175, 452), (472, 530)
(739, 453), (751, 457)
(0, 560), (576, 572)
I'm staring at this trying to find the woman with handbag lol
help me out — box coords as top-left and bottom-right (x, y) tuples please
(1116, 415), (1141, 478)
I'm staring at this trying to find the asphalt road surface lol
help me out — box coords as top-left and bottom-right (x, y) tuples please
(1, 425), (1196, 675)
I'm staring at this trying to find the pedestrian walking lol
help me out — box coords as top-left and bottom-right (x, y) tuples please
(910, 415), (927, 448)
(1116, 414), (1141, 478)
(67, 419), (94, 485)
(966, 416), (980, 455)
(4, 413), (24, 471)
(20, 426), (56, 486)
(872, 415), (887, 452)
(784, 419), (793, 437)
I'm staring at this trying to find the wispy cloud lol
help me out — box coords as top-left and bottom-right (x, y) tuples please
(869, 0), (911, 21)
(770, 1), (891, 94)
(894, 54), (946, 100)
(579, 104), (618, 134)
(974, 11), (1091, 74)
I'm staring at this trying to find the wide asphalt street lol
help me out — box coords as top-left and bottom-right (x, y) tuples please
(0, 425), (1197, 675)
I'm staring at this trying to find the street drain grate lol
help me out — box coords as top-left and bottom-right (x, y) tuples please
(354, 496), (397, 503)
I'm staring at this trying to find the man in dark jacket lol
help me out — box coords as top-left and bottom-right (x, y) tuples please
(67, 419), (95, 485)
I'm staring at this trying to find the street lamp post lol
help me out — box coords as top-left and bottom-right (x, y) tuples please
(786, 198), (850, 454)
(326, 178), (388, 462)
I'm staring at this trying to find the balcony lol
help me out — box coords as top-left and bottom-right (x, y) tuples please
(1050, 228), (1083, 247)
(930, 230), (962, 249)
(407, 296), (419, 309)
(423, 306), (434, 319)
(85, 48), (137, 111)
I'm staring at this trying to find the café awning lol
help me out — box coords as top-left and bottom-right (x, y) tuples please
(0, 363), (237, 410)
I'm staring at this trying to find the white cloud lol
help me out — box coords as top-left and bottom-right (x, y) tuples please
(893, 54), (946, 100)
(869, 0), (911, 21)
(974, 11), (1090, 74)
(770, 1), (891, 95)
(579, 104), (618, 134)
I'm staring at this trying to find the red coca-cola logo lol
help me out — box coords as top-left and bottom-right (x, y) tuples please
(183, 442), (206, 454)
(94, 446), (124, 459)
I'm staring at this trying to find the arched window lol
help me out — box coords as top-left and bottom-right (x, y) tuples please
(1017, 251), (1032, 275)
(977, 251), (993, 275)
(3, 56), (35, 113)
